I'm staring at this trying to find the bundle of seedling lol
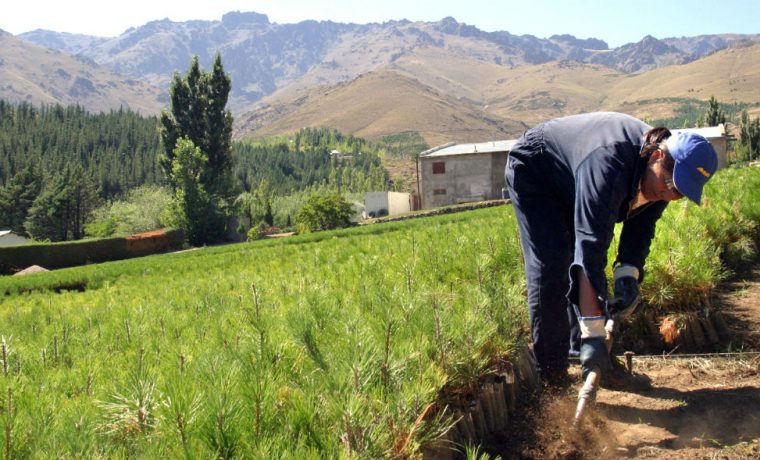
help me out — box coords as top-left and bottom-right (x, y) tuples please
(619, 166), (760, 352)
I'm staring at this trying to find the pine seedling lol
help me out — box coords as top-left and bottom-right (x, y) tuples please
(431, 301), (447, 371)
(138, 347), (145, 376)
(380, 321), (395, 399)
(96, 375), (161, 439)
(162, 378), (201, 457)
(1, 338), (6, 377)
(4, 386), (12, 460)
(200, 362), (242, 460)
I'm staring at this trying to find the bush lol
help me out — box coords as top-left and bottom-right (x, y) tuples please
(246, 221), (269, 241)
(86, 185), (173, 237)
(295, 192), (353, 233)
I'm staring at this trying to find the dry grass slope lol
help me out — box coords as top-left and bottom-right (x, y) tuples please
(0, 31), (165, 115)
(238, 70), (528, 147)
(605, 42), (760, 119)
(237, 43), (760, 144)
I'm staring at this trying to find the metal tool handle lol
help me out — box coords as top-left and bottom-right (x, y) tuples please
(573, 368), (600, 426)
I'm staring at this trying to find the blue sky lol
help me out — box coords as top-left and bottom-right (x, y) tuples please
(2, 0), (758, 47)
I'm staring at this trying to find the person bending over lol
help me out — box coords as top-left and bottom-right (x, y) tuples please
(505, 112), (718, 389)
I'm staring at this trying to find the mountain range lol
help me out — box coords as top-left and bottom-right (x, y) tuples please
(3, 12), (760, 146)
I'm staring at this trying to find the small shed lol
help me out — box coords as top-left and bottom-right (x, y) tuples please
(0, 230), (30, 247)
(418, 140), (517, 209)
(364, 191), (411, 218)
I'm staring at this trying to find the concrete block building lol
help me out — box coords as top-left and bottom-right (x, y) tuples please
(418, 140), (517, 209)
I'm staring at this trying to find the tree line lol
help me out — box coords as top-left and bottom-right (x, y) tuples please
(0, 58), (390, 243)
(0, 101), (163, 198)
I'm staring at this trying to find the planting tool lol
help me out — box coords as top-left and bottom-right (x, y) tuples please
(573, 318), (616, 427)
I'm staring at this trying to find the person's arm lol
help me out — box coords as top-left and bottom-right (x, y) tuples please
(568, 147), (629, 306)
(616, 201), (668, 275)
(577, 269), (602, 317)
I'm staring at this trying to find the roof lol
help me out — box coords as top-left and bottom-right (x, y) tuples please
(421, 139), (518, 158)
(671, 125), (725, 139)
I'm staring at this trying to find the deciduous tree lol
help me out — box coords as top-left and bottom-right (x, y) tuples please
(295, 192), (354, 233)
(166, 138), (222, 246)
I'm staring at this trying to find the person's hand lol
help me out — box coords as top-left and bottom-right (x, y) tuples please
(580, 337), (611, 379)
(577, 315), (611, 379)
(609, 264), (640, 319)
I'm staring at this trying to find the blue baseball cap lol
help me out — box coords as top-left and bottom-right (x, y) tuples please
(667, 132), (718, 205)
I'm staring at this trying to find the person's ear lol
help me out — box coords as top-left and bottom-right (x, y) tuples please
(649, 148), (664, 163)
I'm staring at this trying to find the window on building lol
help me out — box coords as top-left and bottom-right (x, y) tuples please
(432, 161), (446, 174)
(433, 188), (446, 195)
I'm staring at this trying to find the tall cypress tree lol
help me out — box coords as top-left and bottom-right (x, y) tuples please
(160, 55), (234, 198)
(159, 54), (234, 244)
(704, 95), (726, 126)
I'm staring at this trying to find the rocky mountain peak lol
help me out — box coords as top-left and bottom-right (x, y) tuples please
(221, 11), (270, 28)
(549, 34), (608, 50)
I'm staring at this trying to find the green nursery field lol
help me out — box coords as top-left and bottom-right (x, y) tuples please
(1, 167), (759, 458)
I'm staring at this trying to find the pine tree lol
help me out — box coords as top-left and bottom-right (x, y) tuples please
(0, 164), (43, 235)
(23, 166), (100, 241)
(739, 110), (760, 162)
(703, 96), (726, 127)
(24, 173), (70, 242)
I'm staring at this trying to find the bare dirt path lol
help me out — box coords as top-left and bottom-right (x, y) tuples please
(497, 266), (760, 459)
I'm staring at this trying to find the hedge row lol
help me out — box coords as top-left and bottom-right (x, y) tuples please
(0, 229), (185, 275)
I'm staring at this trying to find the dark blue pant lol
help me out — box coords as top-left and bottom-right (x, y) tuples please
(505, 144), (580, 375)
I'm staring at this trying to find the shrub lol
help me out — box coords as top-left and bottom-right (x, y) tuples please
(295, 192), (353, 233)
(86, 185), (173, 237)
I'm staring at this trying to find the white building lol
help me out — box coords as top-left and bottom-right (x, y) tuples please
(364, 191), (412, 218)
(0, 230), (30, 246)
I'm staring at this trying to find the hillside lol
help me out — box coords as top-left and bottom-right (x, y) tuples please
(604, 42), (760, 120)
(6, 13), (760, 146)
(0, 30), (165, 115)
(237, 43), (760, 144)
(478, 60), (625, 126)
(237, 70), (528, 147)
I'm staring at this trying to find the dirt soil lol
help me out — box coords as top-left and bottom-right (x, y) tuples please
(496, 266), (760, 460)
